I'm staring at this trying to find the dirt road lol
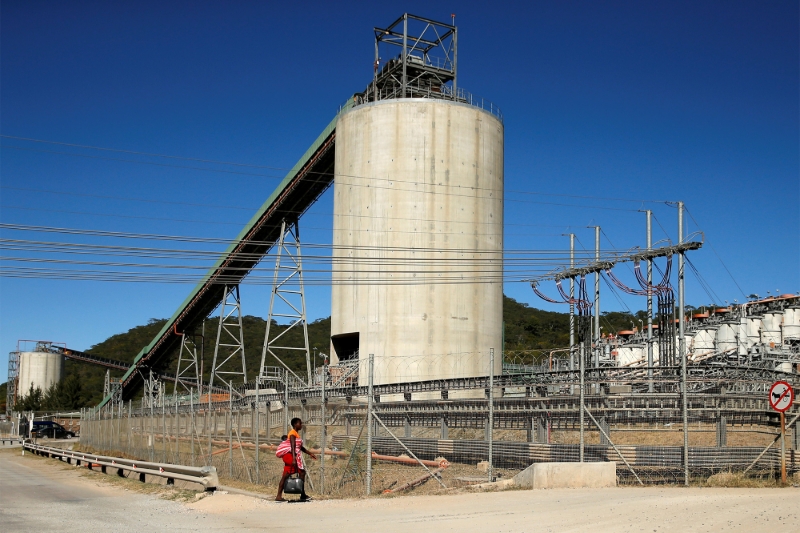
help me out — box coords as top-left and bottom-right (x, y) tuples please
(3, 448), (798, 532)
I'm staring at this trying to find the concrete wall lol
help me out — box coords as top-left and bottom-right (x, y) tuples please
(513, 462), (617, 489)
(18, 351), (64, 395)
(330, 99), (504, 385)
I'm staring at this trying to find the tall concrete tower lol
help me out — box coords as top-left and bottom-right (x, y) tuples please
(330, 14), (504, 387)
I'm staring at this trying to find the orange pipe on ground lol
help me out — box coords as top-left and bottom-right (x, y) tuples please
(156, 434), (449, 468)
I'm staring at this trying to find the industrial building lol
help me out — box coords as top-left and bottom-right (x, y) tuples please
(600, 294), (800, 373)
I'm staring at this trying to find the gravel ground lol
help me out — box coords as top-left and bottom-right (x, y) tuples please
(3, 447), (799, 532)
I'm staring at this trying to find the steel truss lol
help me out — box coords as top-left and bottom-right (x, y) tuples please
(259, 219), (312, 387)
(143, 370), (163, 410)
(173, 329), (201, 395)
(6, 351), (19, 413)
(233, 364), (797, 406)
(367, 14), (457, 102)
(208, 285), (247, 396)
(103, 370), (123, 408)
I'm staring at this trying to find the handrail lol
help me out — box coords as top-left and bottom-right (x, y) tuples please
(23, 442), (219, 489)
(351, 85), (503, 123)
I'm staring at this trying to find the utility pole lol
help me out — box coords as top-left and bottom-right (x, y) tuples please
(646, 210), (654, 393)
(678, 201), (689, 486)
(569, 234), (575, 391)
(579, 342), (585, 462)
(591, 226), (601, 393)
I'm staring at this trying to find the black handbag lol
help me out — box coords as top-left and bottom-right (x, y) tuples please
(284, 474), (304, 495)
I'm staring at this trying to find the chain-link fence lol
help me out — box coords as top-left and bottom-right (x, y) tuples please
(77, 352), (799, 497)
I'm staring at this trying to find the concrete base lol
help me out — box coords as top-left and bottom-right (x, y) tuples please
(513, 462), (617, 489)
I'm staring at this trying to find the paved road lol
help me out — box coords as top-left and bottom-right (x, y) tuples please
(2, 448), (799, 532)
(0, 449), (223, 532)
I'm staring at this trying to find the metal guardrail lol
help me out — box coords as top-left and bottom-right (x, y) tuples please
(22, 442), (219, 489)
(1, 437), (24, 445)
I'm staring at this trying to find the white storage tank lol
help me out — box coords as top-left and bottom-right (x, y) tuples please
(17, 351), (64, 396)
(616, 344), (645, 366)
(783, 306), (800, 340)
(762, 311), (783, 345)
(330, 98), (504, 385)
(745, 315), (763, 348)
(692, 326), (718, 353)
(715, 322), (738, 353)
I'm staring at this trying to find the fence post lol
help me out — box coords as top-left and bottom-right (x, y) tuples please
(716, 416), (727, 447)
(127, 400), (131, 456)
(150, 390), (155, 461)
(580, 342), (585, 463)
(488, 348), (494, 482)
(207, 378), (213, 467)
(228, 383), (233, 479)
(190, 389), (195, 467)
(255, 374), (260, 484)
(118, 399), (122, 454)
(366, 353), (374, 496)
(174, 391), (179, 463)
(162, 396), (167, 463)
(283, 371), (289, 435)
(319, 358), (327, 494)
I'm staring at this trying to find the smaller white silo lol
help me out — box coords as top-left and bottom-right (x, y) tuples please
(692, 326), (718, 353)
(745, 315), (763, 348)
(17, 351), (64, 395)
(616, 344), (645, 366)
(715, 322), (738, 353)
(782, 306), (800, 340)
(761, 311), (783, 345)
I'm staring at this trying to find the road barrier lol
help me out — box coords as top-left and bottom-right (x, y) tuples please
(22, 442), (219, 489)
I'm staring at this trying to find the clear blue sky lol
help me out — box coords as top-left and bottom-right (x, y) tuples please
(1, 1), (798, 382)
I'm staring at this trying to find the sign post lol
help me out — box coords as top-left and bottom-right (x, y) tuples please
(768, 381), (794, 484)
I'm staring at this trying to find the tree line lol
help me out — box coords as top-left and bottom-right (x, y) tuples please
(7, 295), (649, 410)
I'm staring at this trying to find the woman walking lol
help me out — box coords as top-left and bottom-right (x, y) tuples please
(275, 417), (316, 501)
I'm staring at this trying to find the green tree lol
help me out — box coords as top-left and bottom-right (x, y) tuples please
(16, 384), (43, 411)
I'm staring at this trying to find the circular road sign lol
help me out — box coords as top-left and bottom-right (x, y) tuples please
(768, 381), (794, 413)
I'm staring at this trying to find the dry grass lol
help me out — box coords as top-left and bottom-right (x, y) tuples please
(705, 472), (782, 488)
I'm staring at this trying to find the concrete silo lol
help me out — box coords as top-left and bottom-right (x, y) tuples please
(18, 351), (63, 396)
(329, 15), (503, 386)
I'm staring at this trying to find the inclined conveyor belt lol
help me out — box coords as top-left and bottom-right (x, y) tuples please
(103, 102), (350, 405)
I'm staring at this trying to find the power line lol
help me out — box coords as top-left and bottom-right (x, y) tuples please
(0, 223), (619, 254)
(0, 134), (280, 169)
(2, 136), (671, 205)
(0, 186), (255, 211)
(0, 204), (565, 238)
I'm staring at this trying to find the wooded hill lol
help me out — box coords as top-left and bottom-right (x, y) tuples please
(9, 295), (648, 409)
